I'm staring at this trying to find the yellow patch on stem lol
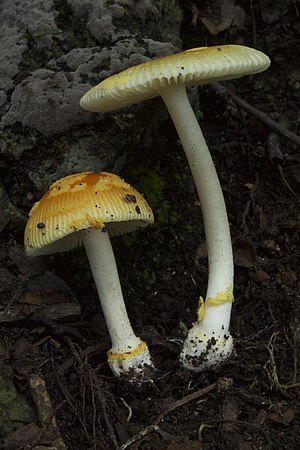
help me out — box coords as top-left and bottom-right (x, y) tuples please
(197, 297), (205, 322)
(107, 339), (148, 363)
(206, 285), (234, 307)
(196, 286), (234, 322)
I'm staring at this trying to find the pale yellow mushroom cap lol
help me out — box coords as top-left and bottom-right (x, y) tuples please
(80, 45), (270, 112)
(24, 172), (154, 256)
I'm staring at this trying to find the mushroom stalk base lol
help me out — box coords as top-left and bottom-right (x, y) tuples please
(83, 229), (153, 377)
(180, 321), (234, 372)
(161, 84), (234, 370)
(180, 291), (234, 371)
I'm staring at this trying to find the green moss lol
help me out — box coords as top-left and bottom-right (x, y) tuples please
(129, 166), (165, 209)
(127, 166), (180, 228)
(0, 361), (36, 438)
(86, 30), (97, 48)
(138, 267), (156, 290)
(0, 185), (26, 227)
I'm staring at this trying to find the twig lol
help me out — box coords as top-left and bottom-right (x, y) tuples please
(264, 332), (300, 392)
(2, 287), (23, 317)
(277, 165), (300, 200)
(210, 82), (300, 148)
(154, 381), (219, 425)
(66, 337), (119, 450)
(119, 425), (160, 450)
(119, 379), (232, 450)
(51, 352), (92, 442)
(120, 397), (133, 423)
(27, 373), (67, 449)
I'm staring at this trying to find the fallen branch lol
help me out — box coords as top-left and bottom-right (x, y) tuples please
(154, 378), (232, 425)
(264, 332), (300, 391)
(154, 381), (218, 425)
(119, 378), (233, 449)
(27, 373), (67, 449)
(210, 82), (300, 148)
(119, 425), (160, 450)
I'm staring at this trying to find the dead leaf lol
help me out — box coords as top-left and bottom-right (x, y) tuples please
(283, 164), (300, 183)
(233, 240), (257, 267)
(0, 206), (9, 235)
(23, 291), (67, 305)
(260, 0), (289, 24)
(1, 423), (41, 449)
(220, 397), (240, 431)
(267, 132), (283, 162)
(252, 269), (270, 283)
(275, 270), (297, 288)
(267, 401), (294, 425)
(13, 336), (41, 376)
(166, 438), (202, 449)
(8, 245), (46, 277)
(0, 268), (16, 290)
(27, 271), (76, 298)
(199, 0), (245, 35)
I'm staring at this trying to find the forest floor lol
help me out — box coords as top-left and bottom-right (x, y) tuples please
(0, 1), (299, 449)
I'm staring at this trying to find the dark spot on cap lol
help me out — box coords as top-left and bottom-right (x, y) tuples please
(135, 205), (141, 214)
(123, 194), (137, 203)
(37, 222), (45, 229)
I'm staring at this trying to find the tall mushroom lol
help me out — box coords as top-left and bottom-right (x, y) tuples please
(79, 45), (270, 371)
(24, 171), (154, 380)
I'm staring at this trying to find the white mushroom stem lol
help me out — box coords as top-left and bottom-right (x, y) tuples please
(83, 228), (153, 377)
(160, 83), (234, 370)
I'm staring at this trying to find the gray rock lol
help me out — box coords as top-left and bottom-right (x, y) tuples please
(0, 184), (26, 226)
(0, 3), (27, 92)
(2, 33), (176, 138)
(68, 0), (182, 47)
(0, 0), (183, 215)
(49, 37), (174, 85)
(2, 69), (93, 136)
(0, 0), (58, 94)
(27, 131), (120, 192)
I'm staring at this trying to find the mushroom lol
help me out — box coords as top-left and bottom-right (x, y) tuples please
(79, 45), (270, 371)
(24, 171), (154, 380)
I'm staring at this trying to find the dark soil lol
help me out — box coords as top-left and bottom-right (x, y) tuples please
(1, 1), (300, 449)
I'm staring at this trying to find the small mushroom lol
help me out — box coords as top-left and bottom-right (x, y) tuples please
(80, 45), (270, 371)
(24, 171), (154, 380)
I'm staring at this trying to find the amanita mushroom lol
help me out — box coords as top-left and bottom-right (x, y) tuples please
(79, 45), (270, 371)
(24, 171), (154, 380)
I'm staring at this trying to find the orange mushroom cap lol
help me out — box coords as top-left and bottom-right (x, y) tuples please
(24, 172), (154, 256)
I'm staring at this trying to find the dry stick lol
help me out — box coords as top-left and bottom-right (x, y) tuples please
(119, 381), (219, 450)
(119, 425), (160, 450)
(66, 337), (119, 450)
(264, 332), (300, 391)
(27, 373), (67, 450)
(119, 380), (231, 450)
(51, 353), (91, 441)
(210, 82), (300, 148)
(277, 165), (300, 200)
(154, 381), (218, 425)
